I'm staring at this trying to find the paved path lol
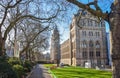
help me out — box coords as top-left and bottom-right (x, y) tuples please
(28, 64), (52, 78)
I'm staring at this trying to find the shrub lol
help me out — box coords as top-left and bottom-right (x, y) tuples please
(0, 61), (17, 78)
(23, 60), (33, 72)
(8, 58), (22, 66)
(13, 64), (25, 78)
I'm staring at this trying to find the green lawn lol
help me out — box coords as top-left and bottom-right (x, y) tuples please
(50, 67), (112, 78)
(44, 64), (56, 68)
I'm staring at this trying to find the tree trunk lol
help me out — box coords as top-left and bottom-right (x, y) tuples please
(109, 1), (120, 78)
(0, 30), (5, 56)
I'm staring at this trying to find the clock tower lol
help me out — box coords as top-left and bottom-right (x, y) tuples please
(50, 27), (60, 65)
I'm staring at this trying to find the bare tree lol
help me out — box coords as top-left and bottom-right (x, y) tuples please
(0, 0), (60, 56)
(66, 0), (120, 78)
(15, 19), (49, 59)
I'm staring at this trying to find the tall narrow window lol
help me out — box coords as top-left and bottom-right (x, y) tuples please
(95, 32), (97, 37)
(101, 20), (105, 27)
(95, 21), (98, 27)
(89, 32), (91, 36)
(91, 32), (93, 36)
(82, 31), (86, 36)
(93, 21), (95, 26)
(89, 51), (94, 57)
(89, 31), (93, 36)
(82, 51), (87, 58)
(89, 41), (94, 48)
(98, 32), (100, 36)
(88, 19), (90, 26)
(91, 20), (93, 26)
(96, 41), (100, 48)
(96, 51), (100, 57)
(83, 40), (87, 48)
(90, 20), (92, 26)
(95, 32), (100, 37)
(83, 20), (85, 26)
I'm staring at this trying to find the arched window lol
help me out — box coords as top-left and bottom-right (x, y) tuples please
(89, 41), (94, 48)
(96, 41), (100, 48)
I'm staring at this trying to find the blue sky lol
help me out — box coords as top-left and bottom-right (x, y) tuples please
(44, 0), (113, 53)
(29, 0), (113, 45)
(59, 0), (113, 43)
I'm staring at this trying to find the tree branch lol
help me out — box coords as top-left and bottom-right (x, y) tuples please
(0, 0), (22, 28)
(19, 26), (29, 42)
(0, 7), (8, 28)
(67, 0), (109, 21)
(29, 38), (47, 50)
(29, 26), (49, 43)
(87, 0), (102, 12)
(19, 26), (49, 55)
(3, 14), (54, 41)
(8, 0), (22, 8)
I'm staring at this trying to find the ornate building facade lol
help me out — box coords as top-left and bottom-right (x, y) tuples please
(60, 39), (71, 65)
(50, 27), (60, 64)
(61, 10), (107, 68)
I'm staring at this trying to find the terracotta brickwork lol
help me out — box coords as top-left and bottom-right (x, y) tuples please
(60, 10), (107, 68)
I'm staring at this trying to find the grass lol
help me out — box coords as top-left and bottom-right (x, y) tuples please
(44, 64), (56, 68)
(44, 65), (112, 78)
(53, 67), (112, 78)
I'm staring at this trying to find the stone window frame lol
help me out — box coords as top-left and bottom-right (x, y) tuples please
(82, 31), (86, 36)
(96, 41), (101, 48)
(83, 40), (87, 48)
(89, 19), (93, 26)
(95, 21), (98, 27)
(82, 51), (87, 58)
(80, 19), (85, 26)
(89, 51), (94, 58)
(81, 40), (87, 48)
(89, 31), (93, 36)
(83, 19), (85, 26)
(88, 19), (90, 26)
(101, 20), (105, 27)
(89, 40), (94, 48)
(95, 32), (100, 37)
(96, 51), (101, 57)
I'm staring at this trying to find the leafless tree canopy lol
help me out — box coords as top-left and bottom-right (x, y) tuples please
(0, 0), (74, 56)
